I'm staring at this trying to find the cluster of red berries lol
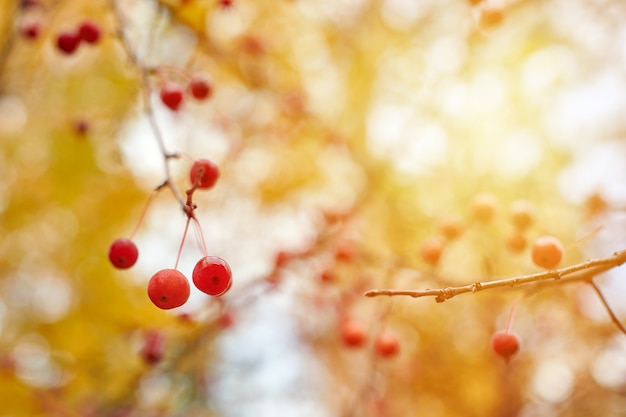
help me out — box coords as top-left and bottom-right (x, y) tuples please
(339, 318), (401, 359)
(160, 76), (213, 111)
(55, 20), (102, 55)
(108, 158), (232, 310)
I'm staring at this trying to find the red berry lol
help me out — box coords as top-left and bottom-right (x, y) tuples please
(189, 77), (212, 100)
(531, 235), (564, 269)
(192, 256), (232, 296)
(218, 0), (233, 7)
(73, 119), (89, 136)
(147, 269), (190, 309)
(20, 22), (41, 40)
(108, 238), (139, 269)
(375, 329), (400, 358)
(56, 31), (80, 54)
(340, 318), (367, 348)
(160, 84), (184, 111)
(189, 159), (220, 189)
(78, 21), (101, 44)
(491, 331), (519, 361)
(140, 330), (165, 365)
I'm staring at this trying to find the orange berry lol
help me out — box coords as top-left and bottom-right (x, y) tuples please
(510, 200), (534, 230)
(505, 231), (526, 253)
(584, 192), (608, 218)
(374, 329), (400, 358)
(470, 193), (498, 223)
(437, 215), (465, 240)
(480, 8), (504, 28)
(531, 236), (564, 269)
(420, 237), (445, 267)
(340, 318), (367, 348)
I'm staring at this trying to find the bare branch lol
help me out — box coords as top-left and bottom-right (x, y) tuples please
(364, 250), (626, 302)
(588, 280), (626, 336)
(107, 0), (186, 208)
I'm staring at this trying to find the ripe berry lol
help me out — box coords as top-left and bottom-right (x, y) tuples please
(420, 237), (445, 267)
(56, 31), (80, 54)
(480, 8), (504, 28)
(140, 330), (165, 365)
(505, 231), (526, 253)
(189, 159), (219, 189)
(160, 84), (184, 111)
(78, 21), (101, 44)
(510, 200), (534, 230)
(491, 331), (519, 361)
(20, 22), (41, 40)
(470, 193), (498, 223)
(192, 256), (232, 296)
(188, 77), (212, 100)
(147, 269), (190, 309)
(374, 329), (400, 358)
(108, 238), (139, 269)
(334, 241), (356, 262)
(340, 318), (367, 348)
(437, 215), (464, 240)
(531, 235), (564, 269)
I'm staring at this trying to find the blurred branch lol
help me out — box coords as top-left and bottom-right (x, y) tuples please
(588, 279), (626, 336)
(365, 250), (626, 303)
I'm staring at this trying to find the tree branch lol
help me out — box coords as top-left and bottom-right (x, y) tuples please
(364, 250), (626, 302)
(588, 279), (626, 336)
(107, 0), (186, 209)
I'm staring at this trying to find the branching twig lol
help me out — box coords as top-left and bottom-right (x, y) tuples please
(364, 250), (626, 302)
(107, 0), (186, 208)
(588, 279), (626, 336)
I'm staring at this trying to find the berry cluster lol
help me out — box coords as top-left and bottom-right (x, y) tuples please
(108, 158), (232, 310)
(418, 194), (565, 272)
(339, 317), (401, 359)
(160, 76), (213, 111)
(55, 20), (102, 55)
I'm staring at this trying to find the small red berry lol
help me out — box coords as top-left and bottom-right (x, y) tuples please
(491, 331), (519, 361)
(340, 318), (367, 348)
(218, 0), (233, 8)
(56, 31), (80, 54)
(160, 84), (184, 111)
(108, 238), (139, 269)
(374, 329), (400, 358)
(147, 269), (190, 309)
(73, 119), (89, 136)
(78, 21), (101, 44)
(192, 256), (232, 296)
(140, 330), (165, 365)
(188, 77), (212, 100)
(189, 159), (220, 189)
(20, 22), (41, 40)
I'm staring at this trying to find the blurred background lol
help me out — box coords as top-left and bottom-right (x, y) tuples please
(1, 0), (626, 416)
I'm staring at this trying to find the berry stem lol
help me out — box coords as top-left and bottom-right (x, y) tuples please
(191, 216), (209, 257)
(174, 217), (192, 270)
(504, 294), (523, 333)
(129, 190), (159, 240)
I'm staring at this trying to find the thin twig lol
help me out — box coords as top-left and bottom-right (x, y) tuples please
(364, 250), (626, 302)
(107, 0), (185, 208)
(588, 280), (626, 336)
